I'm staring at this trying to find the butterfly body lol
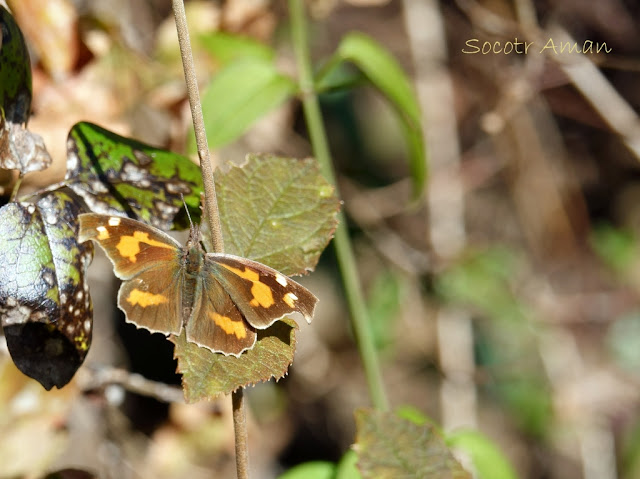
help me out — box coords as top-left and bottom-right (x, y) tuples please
(78, 213), (317, 356)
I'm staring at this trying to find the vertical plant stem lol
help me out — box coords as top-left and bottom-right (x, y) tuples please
(232, 389), (250, 479)
(171, 1), (249, 478)
(171, 0), (224, 253)
(289, 0), (389, 411)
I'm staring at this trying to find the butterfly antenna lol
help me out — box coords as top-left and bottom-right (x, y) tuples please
(181, 193), (200, 244)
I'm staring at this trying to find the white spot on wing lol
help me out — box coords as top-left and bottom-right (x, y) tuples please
(275, 273), (288, 287)
(108, 217), (121, 226)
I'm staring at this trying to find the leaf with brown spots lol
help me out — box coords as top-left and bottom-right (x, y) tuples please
(64, 122), (204, 231)
(0, 192), (93, 390)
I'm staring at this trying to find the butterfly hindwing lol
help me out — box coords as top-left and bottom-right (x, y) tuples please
(117, 264), (184, 335)
(78, 213), (182, 279)
(186, 273), (257, 356)
(206, 254), (318, 330)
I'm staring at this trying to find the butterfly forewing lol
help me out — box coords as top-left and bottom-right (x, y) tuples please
(79, 213), (185, 335)
(186, 273), (257, 356)
(78, 214), (182, 280)
(206, 254), (318, 329)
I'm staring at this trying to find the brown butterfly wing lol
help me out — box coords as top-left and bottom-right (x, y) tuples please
(205, 254), (318, 330)
(78, 213), (184, 335)
(185, 272), (256, 356)
(78, 214), (182, 279)
(117, 264), (184, 335)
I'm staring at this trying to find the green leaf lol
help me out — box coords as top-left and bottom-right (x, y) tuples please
(65, 122), (203, 230)
(590, 223), (638, 274)
(0, 6), (31, 124)
(190, 58), (296, 151)
(354, 409), (470, 479)
(172, 319), (297, 402)
(173, 155), (339, 400)
(317, 33), (426, 199)
(336, 450), (363, 479)
(0, 192), (93, 390)
(278, 461), (336, 479)
(366, 270), (405, 351)
(447, 430), (518, 479)
(199, 31), (274, 66)
(213, 154), (340, 275)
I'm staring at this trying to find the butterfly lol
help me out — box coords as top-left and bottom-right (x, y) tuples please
(78, 213), (318, 356)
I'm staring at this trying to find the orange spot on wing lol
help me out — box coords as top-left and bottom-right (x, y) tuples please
(117, 231), (174, 263)
(210, 312), (247, 339)
(126, 288), (169, 307)
(220, 264), (274, 308)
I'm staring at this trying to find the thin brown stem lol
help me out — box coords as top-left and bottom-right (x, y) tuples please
(232, 389), (250, 479)
(171, 1), (249, 477)
(171, 0), (224, 253)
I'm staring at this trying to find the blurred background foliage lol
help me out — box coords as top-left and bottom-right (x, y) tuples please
(1, 0), (640, 478)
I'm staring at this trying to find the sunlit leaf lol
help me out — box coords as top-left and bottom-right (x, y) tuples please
(336, 450), (363, 479)
(278, 461), (336, 479)
(189, 58), (296, 151)
(0, 192), (93, 389)
(354, 409), (470, 479)
(199, 31), (274, 66)
(447, 430), (518, 479)
(65, 122), (203, 230)
(214, 154), (340, 275)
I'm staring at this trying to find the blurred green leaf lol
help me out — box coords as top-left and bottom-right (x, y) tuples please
(65, 122), (203, 230)
(447, 430), (518, 479)
(607, 312), (640, 372)
(435, 248), (527, 324)
(199, 31), (274, 66)
(278, 461), (336, 479)
(590, 223), (638, 273)
(492, 379), (552, 438)
(335, 450), (362, 479)
(366, 270), (405, 351)
(189, 58), (296, 152)
(354, 408), (470, 479)
(317, 32), (426, 199)
(395, 405), (433, 427)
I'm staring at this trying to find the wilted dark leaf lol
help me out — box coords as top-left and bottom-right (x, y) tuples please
(0, 192), (93, 389)
(0, 5), (31, 124)
(0, 6), (52, 175)
(65, 122), (203, 230)
(0, 113), (52, 174)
